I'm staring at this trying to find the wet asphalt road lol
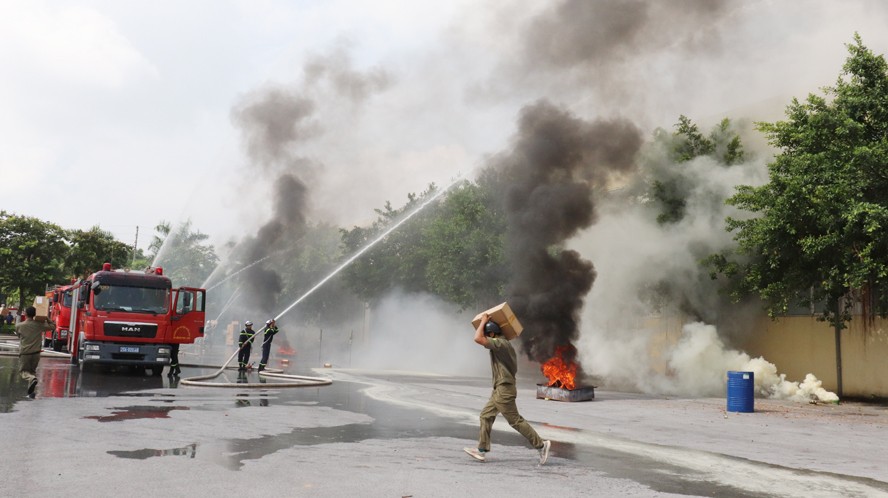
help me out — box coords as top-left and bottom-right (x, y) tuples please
(2, 351), (888, 497)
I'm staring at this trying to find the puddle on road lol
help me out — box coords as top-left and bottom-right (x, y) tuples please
(1, 357), (171, 410)
(109, 443), (197, 459)
(84, 405), (190, 422)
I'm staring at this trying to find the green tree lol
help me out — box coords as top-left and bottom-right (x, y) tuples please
(423, 180), (507, 310)
(148, 221), (171, 257)
(651, 116), (746, 224)
(150, 220), (219, 287)
(274, 223), (359, 326)
(64, 226), (134, 277)
(339, 179), (509, 311)
(0, 212), (67, 310)
(339, 185), (441, 303)
(713, 35), (888, 324)
(671, 114), (715, 163)
(706, 35), (888, 395)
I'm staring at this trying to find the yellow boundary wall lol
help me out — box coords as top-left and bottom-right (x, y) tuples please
(735, 316), (888, 398)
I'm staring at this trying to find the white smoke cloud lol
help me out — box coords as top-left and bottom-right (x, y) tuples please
(571, 139), (838, 402)
(578, 320), (838, 402)
(352, 291), (487, 376)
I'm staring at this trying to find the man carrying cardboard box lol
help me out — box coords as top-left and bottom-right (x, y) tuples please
(464, 312), (551, 465)
(14, 306), (54, 398)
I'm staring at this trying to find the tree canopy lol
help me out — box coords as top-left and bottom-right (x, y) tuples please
(0, 212), (67, 309)
(709, 34), (888, 327)
(650, 115), (746, 225)
(339, 180), (507, 310)
(340, 184), (441, 303)
(64, 226), (135, 278)
(422, 180), (506, 309)
(149, 220), (219, 287)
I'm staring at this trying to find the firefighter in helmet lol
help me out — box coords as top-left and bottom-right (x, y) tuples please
(237, 321), (255, 371)
(259, 318), (279, 372)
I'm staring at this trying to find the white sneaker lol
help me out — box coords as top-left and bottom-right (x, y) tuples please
(538, 440), (551, 465)
(463, 447), (486, 462)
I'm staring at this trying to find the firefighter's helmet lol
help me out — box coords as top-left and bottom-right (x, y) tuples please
(244, 320), (253, 326)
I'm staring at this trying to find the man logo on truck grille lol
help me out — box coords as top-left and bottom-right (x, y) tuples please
(104, 321), (158, 338)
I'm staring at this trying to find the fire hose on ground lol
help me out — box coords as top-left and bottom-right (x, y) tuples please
(179, 326), (331, 388)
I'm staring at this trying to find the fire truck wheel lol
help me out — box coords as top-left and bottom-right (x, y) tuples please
(52, 339), (64, 352)
(151, 366), (164, 377)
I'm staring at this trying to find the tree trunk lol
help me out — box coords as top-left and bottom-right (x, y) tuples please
(833, 297), (843, 398)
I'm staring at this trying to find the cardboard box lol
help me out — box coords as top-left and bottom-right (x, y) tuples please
(472, 302), (523, 340)
(32, 295), (50, 320)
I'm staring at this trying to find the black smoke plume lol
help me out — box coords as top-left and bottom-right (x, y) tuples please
(520, 0), (729, 72)
(490, 100), (642, 370)
(229, 48), (391, 315)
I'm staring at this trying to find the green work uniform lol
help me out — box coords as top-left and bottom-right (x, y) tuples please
(14, 319), (54, 383)
(477, 337), (544, 452)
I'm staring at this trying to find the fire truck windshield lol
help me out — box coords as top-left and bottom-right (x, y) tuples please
(93, 284), (170, 314)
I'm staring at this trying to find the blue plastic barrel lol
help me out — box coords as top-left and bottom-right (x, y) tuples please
(726, 371), (754, 413)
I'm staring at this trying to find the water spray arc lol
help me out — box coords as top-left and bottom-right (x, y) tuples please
(273, 176), (462, 324)
(211, 286), (242, 324)
(203, 255), (272, 291)
(202, 237), (306, 290)
(180, 175), (463, 388)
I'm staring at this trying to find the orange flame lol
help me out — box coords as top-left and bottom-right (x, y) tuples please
(277, 346), (296, 356)
(541, 345), (578, 390)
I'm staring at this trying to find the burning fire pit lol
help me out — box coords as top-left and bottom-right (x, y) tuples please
(537, 344), (595, 402)
(536, 383), (595, 402)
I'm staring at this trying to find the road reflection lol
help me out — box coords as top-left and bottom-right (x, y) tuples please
(1, 356), (172, 411)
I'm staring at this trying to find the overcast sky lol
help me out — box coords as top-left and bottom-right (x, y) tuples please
(3, 0), (888, 252)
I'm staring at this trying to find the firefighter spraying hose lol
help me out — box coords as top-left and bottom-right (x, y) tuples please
(178, 321), (332, 388)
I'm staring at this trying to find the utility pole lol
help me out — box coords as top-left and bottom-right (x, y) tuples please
(131, 226), (139, 267)
(318, 328), (323, 367)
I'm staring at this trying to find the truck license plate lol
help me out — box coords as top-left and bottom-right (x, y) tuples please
(120, 346), (140, 353)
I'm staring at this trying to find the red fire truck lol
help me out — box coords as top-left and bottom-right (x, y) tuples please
(66, 263), (206, 375)
(46, 284), (74, 352)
